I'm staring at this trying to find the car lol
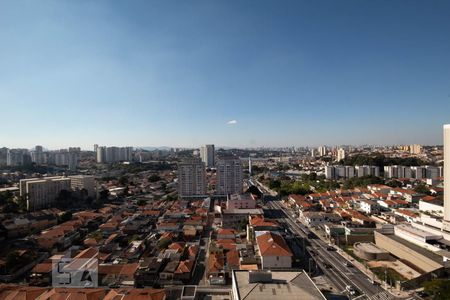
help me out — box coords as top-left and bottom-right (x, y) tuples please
(326, 246), (336, 251)
(367, 278), (380, 286)
(346, 285), (356, 295)
(323, 263), (332, 269)
(345, 261), (353, 267)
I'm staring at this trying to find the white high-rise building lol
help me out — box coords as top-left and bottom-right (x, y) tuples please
(410, 144), (423, 155)
(178, 158), (206, 198)
(20, 176), (71, 211)
(337, 148), (346, 162)
(7, 149), (29, 166)
(70, 175), (96, 197)
(444, 124), (450, 224)
(318, 146), (327, 157)
(32, 145), (45, 165)
(96, 146), (133, 163)
(325, 166), (335, 179)
(200, 144), (215, 168)
(97, 146), (106, 163)
(217, 157), (243, 195)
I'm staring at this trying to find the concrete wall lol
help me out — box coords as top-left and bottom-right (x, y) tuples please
(346, 234), (374, 245)
(261, 255), (291, 269)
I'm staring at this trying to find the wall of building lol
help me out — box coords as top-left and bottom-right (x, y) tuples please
(261, 255), (291, 269)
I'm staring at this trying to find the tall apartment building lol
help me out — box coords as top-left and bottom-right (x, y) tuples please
(200, 144), (215, 168)
(31, 145), (45, 165)
(337, 148), (345, 162)
(355, 165), (380, 177)
(0, 147), (8, 166)
(216, 157), (243, 195)
(20, 177), (71, 211)
(97, 146), (106, 163)
(7, 149), (30, 166)
(47, 149), (80, 171)
(411, 166), (426, 179)
(325, 165), (379, 179)
(96, 146), (133, 163)
(384, 165), (412, 179)
(410, 144), (422, 155)
(318, 146), (327, 157)
(178, 158), (207, 198)
(69, 175), (96, 197)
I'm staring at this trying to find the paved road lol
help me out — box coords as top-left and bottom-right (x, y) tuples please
(267, 199), (394, 300)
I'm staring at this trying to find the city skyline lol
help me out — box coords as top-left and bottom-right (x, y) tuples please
(1, 1), (450, 148)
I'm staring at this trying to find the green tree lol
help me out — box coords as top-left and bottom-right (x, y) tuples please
(0, 191), (13, 205)
(137, 199), (147, 206)
(119, 176), (128, 185)
(148, 174), (161, 182)
(423, 279), (450, 300)
(58, 211), (73, 224)
(386, 180), (403, 188)
(414, 183), (431, 195)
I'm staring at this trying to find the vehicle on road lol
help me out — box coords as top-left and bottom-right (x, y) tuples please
(345, 261), (353, 267)
(323, 262), (332, 269)
(326, 246), (336, 251)
(346, 285), (356, 295)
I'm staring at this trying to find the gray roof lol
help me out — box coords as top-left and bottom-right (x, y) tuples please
(233, 270), (326, 300)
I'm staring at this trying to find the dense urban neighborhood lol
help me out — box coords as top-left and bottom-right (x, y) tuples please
(0, 127), (449, 300)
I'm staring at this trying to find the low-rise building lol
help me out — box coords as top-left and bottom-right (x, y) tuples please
(255, 232), (292, 269)
(231, 270), (326, 300)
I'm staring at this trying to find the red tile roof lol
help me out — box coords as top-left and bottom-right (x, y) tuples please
(256, 232), (293, 257)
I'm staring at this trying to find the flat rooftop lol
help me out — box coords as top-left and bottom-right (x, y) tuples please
(395, 224), (442, 240)
(386, 234), (445, 266)
(233, 270), (325, 300)
(355, 242), (388, 254)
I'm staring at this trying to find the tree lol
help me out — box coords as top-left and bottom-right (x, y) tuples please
(0, 191), (13, 206)
(386, 180), (402, 188)
(58, 211), (73, 224)
(423, 279), (450, 300)
(5, 251), (22, 272)
(157, 238), (171, 250)
(137, 199), (147, 206)
(148, 174), (161, 182)
(2, 200), (19, 213)
(414, 183), (431, 195)
(99, 189), (109, 201)
(119, 176), (128, 185)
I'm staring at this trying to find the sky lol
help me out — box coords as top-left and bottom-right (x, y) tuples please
(1, 0), (450, 150)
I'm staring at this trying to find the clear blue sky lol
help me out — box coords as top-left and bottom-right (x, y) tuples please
(1, 1), (449, 149)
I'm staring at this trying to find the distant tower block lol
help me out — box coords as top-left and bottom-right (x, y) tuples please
(249, 157), (252, 175)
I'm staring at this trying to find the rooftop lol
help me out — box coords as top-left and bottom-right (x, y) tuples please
(232, 270), (326, 300)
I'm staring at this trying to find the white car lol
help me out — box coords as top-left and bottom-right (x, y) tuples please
(346, 285), (356, 295)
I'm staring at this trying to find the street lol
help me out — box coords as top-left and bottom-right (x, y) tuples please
(266, 199), (396, 300)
